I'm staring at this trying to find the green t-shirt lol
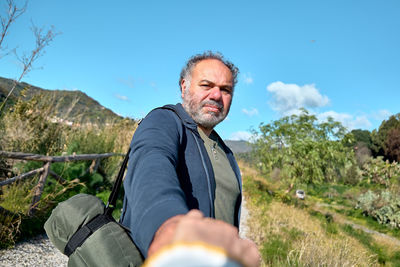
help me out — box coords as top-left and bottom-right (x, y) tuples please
(198, 127), (240, 225)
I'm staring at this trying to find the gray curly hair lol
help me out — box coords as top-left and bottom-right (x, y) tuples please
(179, 51), (239, 91)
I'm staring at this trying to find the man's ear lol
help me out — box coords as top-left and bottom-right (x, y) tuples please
(181, 79), (188, 99)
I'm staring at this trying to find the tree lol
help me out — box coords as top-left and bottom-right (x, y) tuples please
(350, 129), (372, 149)
(385, 128), (400, 163)
(253, 109), (356, 185)
(0, 0), (58, 114)
(371, 113), (400, 159)
(0, 0), (27, 55)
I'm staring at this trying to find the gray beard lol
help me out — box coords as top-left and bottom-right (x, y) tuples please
(182, 90), (227, 130)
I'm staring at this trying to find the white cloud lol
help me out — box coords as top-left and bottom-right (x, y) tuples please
(230, 131), (252, 141)
(242, 108), (259, 117)
(267, 81), (329, 115)
(353, 116), (372, 129)
(242, 73), (253, 84)
(318, 111), (372, 130)
(115, 94), (129, 101)
(372, 109), (392, 121)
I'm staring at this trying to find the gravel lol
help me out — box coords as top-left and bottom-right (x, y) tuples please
(0, 234), (67, 267)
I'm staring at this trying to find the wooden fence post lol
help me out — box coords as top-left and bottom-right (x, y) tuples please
(28, 162), (51, 216)
(0, 167), (45, 186)
(0, 150), (123, 216)
(88, 159), (100, 174)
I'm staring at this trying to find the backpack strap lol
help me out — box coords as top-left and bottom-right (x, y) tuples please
(64, 214), (114, 256)
(105, 147), (131, 216)
(64, 106), (184, 256)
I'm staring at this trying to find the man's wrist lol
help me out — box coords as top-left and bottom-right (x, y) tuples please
(147, 215), (184, 257)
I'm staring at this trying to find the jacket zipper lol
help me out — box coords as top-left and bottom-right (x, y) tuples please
(191, 131), (215, 218)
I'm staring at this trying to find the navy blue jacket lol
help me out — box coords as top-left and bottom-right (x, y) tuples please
(120, 103), (242, 257)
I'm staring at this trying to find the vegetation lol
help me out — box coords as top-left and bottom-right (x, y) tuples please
(241, 161), (400, 266)
(0, 77), (124, 125)
(241, 108), (400, 266)
(0, 0), (135, 249)
(356, 190), (400, 229)
(350, 129), (373, 150)
(371, 114), (400, 162)
(241, 163), (379, 266)
(252, 109), (356, 185)
(0, 94), (137, 248)
(0, 0), (58, 114)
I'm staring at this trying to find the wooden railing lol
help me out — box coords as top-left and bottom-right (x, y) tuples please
(0, 151), (123, 215)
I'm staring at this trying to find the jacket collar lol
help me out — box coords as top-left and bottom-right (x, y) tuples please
(164, 103), (233, 154)
(163, 103), (198, 131)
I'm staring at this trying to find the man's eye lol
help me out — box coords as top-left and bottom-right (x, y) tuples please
(221, 87), (232, 94)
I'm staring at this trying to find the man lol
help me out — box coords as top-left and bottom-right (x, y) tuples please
(121, 51), (253, 262)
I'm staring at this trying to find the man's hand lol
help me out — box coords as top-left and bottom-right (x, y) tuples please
(147, 210), (260, 267)
(147, 214), (185, 256)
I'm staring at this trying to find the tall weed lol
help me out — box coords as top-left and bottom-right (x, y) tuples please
(0, 95), (66, 155)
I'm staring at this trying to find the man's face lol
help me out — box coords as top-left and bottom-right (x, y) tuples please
(181, 59), (233, 131)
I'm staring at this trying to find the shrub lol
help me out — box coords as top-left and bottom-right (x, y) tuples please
(0, 95), (66, 155)
(360, 157), (400, 187)
(356, 190), (400, 228)
(0, 175), (81, 247)
(0, 207), (22, 249)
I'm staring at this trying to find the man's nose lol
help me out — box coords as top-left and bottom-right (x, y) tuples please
(209, 87), (222, 100)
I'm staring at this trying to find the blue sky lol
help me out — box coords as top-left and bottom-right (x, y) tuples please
(1, 0), (399, 140)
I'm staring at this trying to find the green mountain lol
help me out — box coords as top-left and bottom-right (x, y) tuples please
(224, 140), (252, 154)
(0, 76), (123, 125)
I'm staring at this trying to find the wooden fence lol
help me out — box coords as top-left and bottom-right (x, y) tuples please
(0, 151), (123, 216)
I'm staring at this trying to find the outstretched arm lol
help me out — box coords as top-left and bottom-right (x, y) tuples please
(145, 210), (260, 267)
(122, 109), (189, 257)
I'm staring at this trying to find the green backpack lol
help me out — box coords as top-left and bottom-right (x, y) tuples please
(44, 148), (144, 267)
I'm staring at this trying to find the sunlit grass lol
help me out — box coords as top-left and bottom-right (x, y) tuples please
(240, 161), (379, 266)
(0, 178), (37, 213)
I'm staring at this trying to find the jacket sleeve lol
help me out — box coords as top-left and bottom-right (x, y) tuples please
(121, 108), (189, 257)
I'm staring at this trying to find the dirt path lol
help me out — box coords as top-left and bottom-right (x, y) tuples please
(314, 202), (400, 247)
(239, 193), (250, 239)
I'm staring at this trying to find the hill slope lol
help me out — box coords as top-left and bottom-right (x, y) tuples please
(0, 77), (123, 125)
(224, 140), (252, 154)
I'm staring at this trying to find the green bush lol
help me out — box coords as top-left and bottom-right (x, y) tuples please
(356, 190), (400, 228)
(360, 156), (400, 187)
(0, 95), (66, 155)
(0, 208), (22, 249)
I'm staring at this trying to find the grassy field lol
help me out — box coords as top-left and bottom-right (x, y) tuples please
(240, 162), (400, 266)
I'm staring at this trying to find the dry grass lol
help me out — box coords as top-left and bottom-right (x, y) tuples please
(247, 201), (378, 266)
(240, 161), (379, 267)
